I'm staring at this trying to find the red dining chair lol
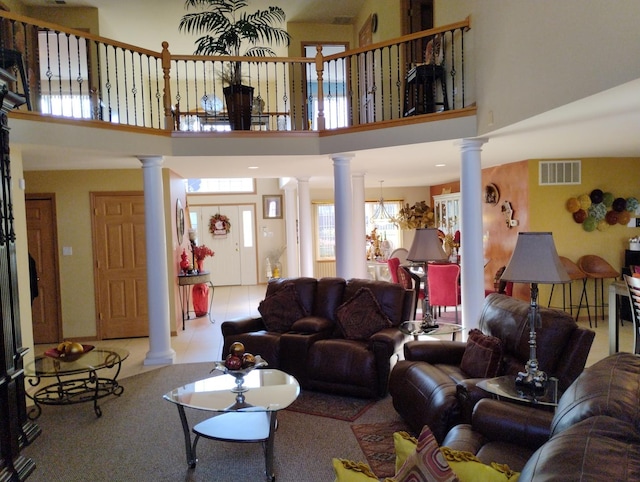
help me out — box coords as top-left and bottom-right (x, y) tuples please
(427, 263), (461, 323)
(387, 257), (401, 284)
(397, 265), (423, 320)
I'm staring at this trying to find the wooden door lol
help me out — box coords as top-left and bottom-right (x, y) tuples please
(92, 193), (148, 339)
(358, 17), (374, 124)
(402, 0), (434, 66)
(26, 195), (62, 344)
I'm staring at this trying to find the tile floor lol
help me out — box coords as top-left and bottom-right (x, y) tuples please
(34, 284), (635, 381)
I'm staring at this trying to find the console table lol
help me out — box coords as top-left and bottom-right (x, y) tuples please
(178, 272), (215, 330)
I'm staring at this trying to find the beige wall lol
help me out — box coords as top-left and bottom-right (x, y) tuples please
(24, 169), (143, 338)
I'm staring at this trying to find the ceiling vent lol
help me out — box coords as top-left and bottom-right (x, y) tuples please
(333, 16), (353, 25)
(46, 0), (67, 4)
(539, 160), (581, 185)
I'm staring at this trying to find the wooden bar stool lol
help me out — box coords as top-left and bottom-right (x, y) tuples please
(577, 255), (619, 327)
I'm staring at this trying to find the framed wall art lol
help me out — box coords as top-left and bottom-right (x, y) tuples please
(263, 195), (283, 219)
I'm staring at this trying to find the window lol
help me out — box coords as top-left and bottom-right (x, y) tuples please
(185, 178), (255, 193)
(314, 200), (402, 259)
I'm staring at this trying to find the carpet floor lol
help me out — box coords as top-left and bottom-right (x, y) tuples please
(22, 362), (404, 482)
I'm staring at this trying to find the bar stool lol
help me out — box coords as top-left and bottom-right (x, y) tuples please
(548, 256), (591, 325)
(577, 255), (619, 327)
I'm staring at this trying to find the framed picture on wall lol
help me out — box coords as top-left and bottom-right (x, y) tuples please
(263, 195), (283, 219)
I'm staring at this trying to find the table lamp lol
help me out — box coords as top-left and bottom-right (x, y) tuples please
(500, 232), (570, 393)
(407, 228), (448, 327)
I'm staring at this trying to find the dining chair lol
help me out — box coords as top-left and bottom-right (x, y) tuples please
(389, 248), (409, 265)
(387, 257), (401, 284)
(623, 274), (640, 355)
(397, 265), (423, 320)
(427, 263), (461, 323)
(577, 255), (619, 327)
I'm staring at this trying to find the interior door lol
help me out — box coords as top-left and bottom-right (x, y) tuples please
(358, 16), (374, 124)
(191, 204), (257, 286)
(92, 192), (148, 339)
(26, 195), (62, 344)
(402, 0), (434, 65)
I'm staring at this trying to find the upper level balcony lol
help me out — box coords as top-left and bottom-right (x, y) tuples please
(0, 10), (474, 141)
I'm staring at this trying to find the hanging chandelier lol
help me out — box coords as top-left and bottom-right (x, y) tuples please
(371, 180), (393, 224)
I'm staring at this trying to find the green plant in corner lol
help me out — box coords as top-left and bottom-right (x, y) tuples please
(179, 0), (291, 129)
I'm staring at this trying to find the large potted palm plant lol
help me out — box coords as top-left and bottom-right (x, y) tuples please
(179, 0), (290, 130)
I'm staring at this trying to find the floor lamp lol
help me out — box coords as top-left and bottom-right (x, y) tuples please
(407, 228), (448, 327)
(501, 232), (570, 393)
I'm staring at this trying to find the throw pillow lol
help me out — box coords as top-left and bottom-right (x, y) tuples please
(460, 329), (503, 378)
(441, 447), (520, 482)
(258, 283), (307, 333)
(393, 425), (457, 482)
(335, 287), (392, 340)
(332, 458), (378, 482)
(393, 431), (418, 474)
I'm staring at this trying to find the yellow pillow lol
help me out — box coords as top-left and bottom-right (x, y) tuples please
(393, 431), (418, 473)
(441, 447), (520, 482)
(332, 458), (378, 482)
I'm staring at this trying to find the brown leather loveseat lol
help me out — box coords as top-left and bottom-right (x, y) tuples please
(388, 293), (595, 442)
(442, 352), (640, 480)
(221, 277), (414, 398)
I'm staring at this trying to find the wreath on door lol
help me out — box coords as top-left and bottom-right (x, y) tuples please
(209, 213), (231, 236)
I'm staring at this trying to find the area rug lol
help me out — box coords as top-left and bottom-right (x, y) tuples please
(351, 421), (412, 478)
(285, 389), (375, 421)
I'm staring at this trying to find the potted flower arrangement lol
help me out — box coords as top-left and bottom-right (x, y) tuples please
(179, 0), (291, 130)
(192, 244), (215, 272)
(392, 201), (436, 229)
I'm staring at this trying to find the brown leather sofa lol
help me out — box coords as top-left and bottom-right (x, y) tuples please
(221, 277), (414, 398)
(388, 293), (595, 442)
(442, 352), (640, 480)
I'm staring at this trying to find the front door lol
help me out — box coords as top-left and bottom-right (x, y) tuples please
(26, 195), (62, 344)
(92, 192), (148, 339)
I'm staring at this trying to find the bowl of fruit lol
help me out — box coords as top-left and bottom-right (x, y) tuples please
(45, 341), (95, 362)
(213, 342), (267, 392)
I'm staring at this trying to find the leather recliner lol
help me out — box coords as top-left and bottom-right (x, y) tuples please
(388, 293), (595, 442)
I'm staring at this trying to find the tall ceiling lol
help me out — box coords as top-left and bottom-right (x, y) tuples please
(17, 1), (640, 189)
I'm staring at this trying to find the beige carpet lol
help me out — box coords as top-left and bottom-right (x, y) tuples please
(22, 363), (403, 482)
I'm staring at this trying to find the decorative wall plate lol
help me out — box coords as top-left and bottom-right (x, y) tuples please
(484, 183), (500, 204)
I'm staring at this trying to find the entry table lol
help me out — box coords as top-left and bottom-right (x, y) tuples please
(164, 368), (299, 481)
(24, 347), (129, 419)
(178, 271), (215, 330)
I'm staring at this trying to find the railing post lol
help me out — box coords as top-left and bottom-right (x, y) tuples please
(315, 45), (325, 131)
(161, 41), (173, 131)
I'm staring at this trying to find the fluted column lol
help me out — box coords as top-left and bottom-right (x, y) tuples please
(138, 156), (176, 365)
(283, 180), (299, 277)
(297, 177), (314, 277)
(457, 139), (488, 333)
(352, 172), (368, 278)
(333, 153), (355, 278)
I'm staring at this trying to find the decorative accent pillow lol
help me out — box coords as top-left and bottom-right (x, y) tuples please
(460, 329), (503, 378)
(258, 283), (307, 333)
(441, 447), (520, 482)
(392, 425), (457, 482)
(335, 287), (392, 340)
(393, 431), (418, 474)
(332, 458), (378, 482)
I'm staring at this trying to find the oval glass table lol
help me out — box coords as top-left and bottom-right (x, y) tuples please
(164, 368), (300, 481)
(399, 320), (464, 340)
(24, 346), (129, 419)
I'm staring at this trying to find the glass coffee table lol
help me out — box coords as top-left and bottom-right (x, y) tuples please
(477, 375), (560, 407)
(164, 368), (300, 481)
(24, 346), (129, 419)
(399, 320), (464, 340)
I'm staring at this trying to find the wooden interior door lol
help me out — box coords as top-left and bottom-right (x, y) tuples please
(402, 0), (434, 66)
(358, 17), (374, 124)
(26, 195), (62, 344)
(92, 192), (148, 339)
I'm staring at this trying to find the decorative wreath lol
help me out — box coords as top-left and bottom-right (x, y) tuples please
(209, 213), (231, 235)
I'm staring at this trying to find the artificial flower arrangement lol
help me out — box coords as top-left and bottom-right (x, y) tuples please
(392, 201), (436, 230)
(209, 213), (231, 235)
(192, 244), (215, 261)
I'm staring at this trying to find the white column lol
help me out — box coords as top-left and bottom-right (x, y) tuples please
(333, 153), (355, 279)
(297, 177), (314, 277)
(352, 172), (368, 279)
(283, 181), (299, 277)
(457, 139), (488, 333)
(138, 156), (176, 365)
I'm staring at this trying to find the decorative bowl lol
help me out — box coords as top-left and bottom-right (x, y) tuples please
(212, 355), (268, 392)
(44, 344), (95, 362)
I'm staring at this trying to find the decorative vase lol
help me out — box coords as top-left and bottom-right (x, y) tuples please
(197, 259), (204, 272)
(192, 283), (209, 317)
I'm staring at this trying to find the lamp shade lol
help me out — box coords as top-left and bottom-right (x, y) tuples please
(407, 228), (447, 262)
(501, 232), (570, 284)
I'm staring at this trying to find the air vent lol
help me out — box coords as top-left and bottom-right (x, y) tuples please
(333, 16), (353, 25)
(539, 160), (581, 185)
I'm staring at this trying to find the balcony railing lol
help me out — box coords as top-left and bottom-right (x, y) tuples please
(0, 11), (470, 133)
